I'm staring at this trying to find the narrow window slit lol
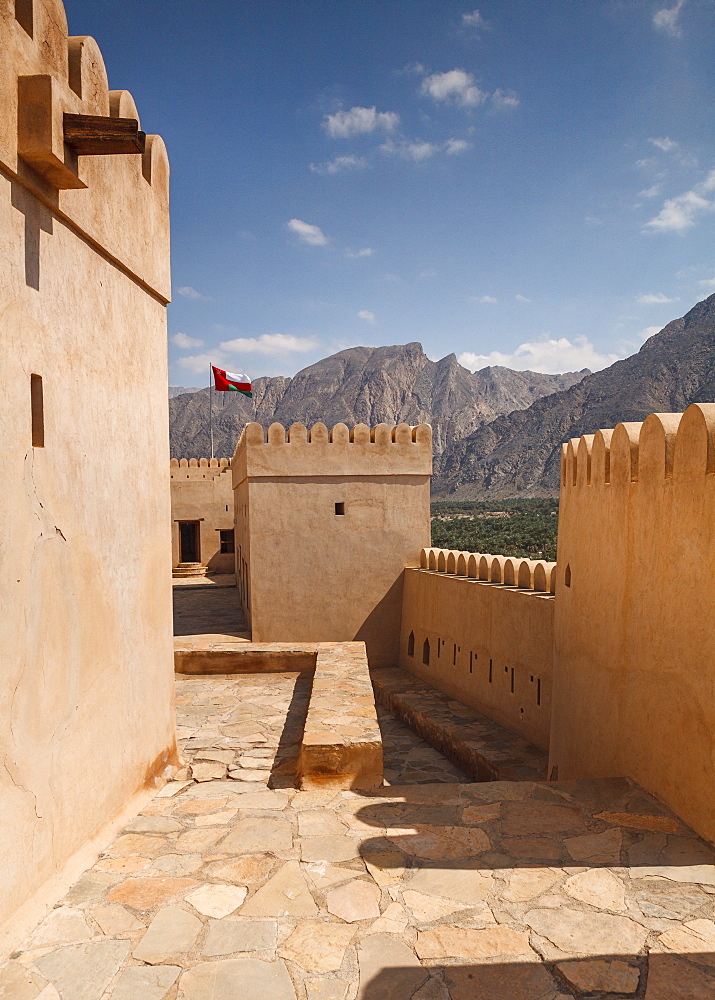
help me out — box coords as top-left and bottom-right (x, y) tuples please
(31, 373), (44, 447)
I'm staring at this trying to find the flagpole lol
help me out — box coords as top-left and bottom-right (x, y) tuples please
(209, 363), (214, 460)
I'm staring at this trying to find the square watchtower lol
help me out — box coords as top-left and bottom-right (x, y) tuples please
(233, 420), (432, 667)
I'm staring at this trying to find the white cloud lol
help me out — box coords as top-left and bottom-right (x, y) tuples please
(444, 138), (473, 155)
(381, 137), (471, 161)
(492, 89), (520, 110)
(171, 332), (204, 349)
(644, 169), (715, 233)
(309, 154), (366, 175)
(421, 69), (486, 107)
(287, 218), (329, 246)
(176, 352), (225, 376)
(462, 10), (488, 28)
(220, 333), (318, 356)
(381, 138), (440, 161)
(177, 286), (209, 300)
(345, 248), (375, 258)
(515, 293), (531, 303)
(472, 295), (497, 304)
(357, 310), (376, 324)
(698, 274), (715, 289)
(458, 335), (620, 374)
(649, 136), (678, 152)
(653, 0), (687, 36)
(323, 106), (399, 138)
(636, 292), (678, 304)
(638, 184), (662, 199)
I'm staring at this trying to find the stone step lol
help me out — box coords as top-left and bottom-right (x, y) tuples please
(371, 666), (548, 783)
(173, 563), (208, 578)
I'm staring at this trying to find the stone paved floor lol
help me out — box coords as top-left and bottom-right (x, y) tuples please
(176, 672), (312, 787)
(173, 586), (249, 639)
(5, 773), (715, 1000)
(378, 706), (470, 785)
(175, 674), (468, 788)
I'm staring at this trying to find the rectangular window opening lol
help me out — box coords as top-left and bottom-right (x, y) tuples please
(31, 373), (44, 447)
(537, 678), (541, 707)
(334, 502), (345, 515)
(488, 659), (493, 683)
(510, 667), (515, 694)
(15, 0), (33, 36)
(453, 643), (457, 666)
(219, 529), (235, 554)
(469, 651), (473, 674)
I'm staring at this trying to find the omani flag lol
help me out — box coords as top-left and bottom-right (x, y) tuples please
(212, 367), (252, 397)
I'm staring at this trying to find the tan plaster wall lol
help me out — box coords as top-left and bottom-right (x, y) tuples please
(399, 566), (555, 750)
(233, 422), (432, 667)
(170, 461), (234, 572)
(550, 405), (715, 844)
(0, 0), (175, 934)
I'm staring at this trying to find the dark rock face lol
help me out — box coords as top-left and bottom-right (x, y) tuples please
(169, 342), (586, 460)
(433, 294), (715, 498)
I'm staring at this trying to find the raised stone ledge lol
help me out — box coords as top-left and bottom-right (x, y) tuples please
(174, 640), (383, 791)
(297, 643), (383, 793)
(372, 666), (548, 782)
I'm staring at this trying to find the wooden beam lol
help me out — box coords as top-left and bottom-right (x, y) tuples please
(63, 113), (146, 155)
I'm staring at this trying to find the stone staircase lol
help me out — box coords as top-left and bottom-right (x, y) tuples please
(172, 562), (208, 578)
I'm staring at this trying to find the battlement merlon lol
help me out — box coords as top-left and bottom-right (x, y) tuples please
(2, 0), (170, 301)
(232, 421), (433, 486)
(560, 403), (715, 489)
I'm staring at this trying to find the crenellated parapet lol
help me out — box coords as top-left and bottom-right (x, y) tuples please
(170, 458), (232, 480)
(561, 403), (715, 489)
(419, 547), (556, 594)
(2, 0), (170, 299)
(233, 421), (432, 484)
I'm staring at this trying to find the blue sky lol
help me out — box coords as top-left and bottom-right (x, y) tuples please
(63, 0), (715, 382)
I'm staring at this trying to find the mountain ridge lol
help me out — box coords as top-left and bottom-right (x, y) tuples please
(433, 294), (715, 497)
(169, 342), (587, 460)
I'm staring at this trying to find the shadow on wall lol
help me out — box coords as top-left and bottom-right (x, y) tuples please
(10, 180), (54, 290)
(355, 574), (404, 668)
(359, 953), (715, 999)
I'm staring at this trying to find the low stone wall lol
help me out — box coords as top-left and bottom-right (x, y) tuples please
(297, 643), (383, 792)
(399, 552), (555, 750)
(175, 640), (383, 791)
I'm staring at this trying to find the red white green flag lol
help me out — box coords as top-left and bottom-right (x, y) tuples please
(212, 366), (252, 397)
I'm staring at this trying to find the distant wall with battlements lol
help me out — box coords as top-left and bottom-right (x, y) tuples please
(0, 0), (175, 941)
(233, 421), (432, 667)
(170, 459), (235, 572)
(549, 403), (715, 843)
(399, 550), (556, 750)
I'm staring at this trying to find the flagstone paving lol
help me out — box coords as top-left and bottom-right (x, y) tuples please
(173, 585), (249, 639)
(175, 672), (469, 788)
(175, 671), (313, 787)
(5, 771), (715, 999)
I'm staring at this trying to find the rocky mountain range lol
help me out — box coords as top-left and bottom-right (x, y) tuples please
(169, 343), (587, 459)
(433, 294), (715, 497)
(169, 295), (715, 497)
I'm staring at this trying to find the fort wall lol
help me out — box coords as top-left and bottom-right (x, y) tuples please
(170, 459), (235, 573)
(550, 404), (715, 843)
(233, 421), (432, 667)
(399, 550), (556, 749)
(0, 0), (175, 937)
